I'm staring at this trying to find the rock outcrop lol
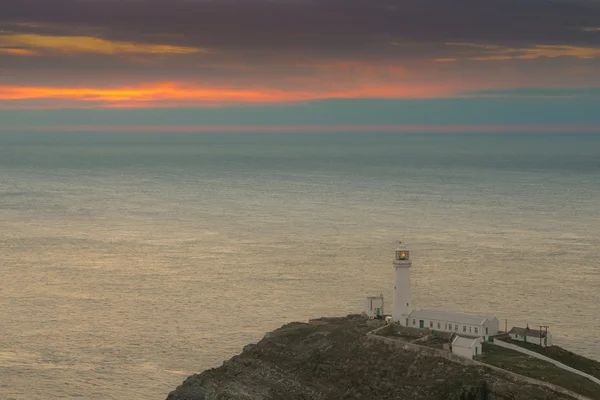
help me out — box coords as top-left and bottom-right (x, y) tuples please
(166, 315), (578, 400)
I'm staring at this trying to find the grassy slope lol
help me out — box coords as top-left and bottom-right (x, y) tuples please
(501, 338), (600, 380)
(480, 343), (600, 400)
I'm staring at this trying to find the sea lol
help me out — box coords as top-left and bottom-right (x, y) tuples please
(1, 130), (599, 400)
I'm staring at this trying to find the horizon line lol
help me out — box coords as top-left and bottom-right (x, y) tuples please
(2, 124), (600, 134)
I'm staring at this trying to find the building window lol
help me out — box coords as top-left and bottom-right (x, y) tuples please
(430, 321), (433, 328)
(454, 325), (458, 331)
(469, 327), (472, 333)
(474, 328), (478, 334)
(463, 326), (466, 333)
(412, 319), (416, 326)
(437, 322), (441, 329)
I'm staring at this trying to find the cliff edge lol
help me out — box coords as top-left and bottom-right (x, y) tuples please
(166, 315), (582, 400)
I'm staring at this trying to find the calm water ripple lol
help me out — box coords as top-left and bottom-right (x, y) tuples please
(1, 131), (599, 399)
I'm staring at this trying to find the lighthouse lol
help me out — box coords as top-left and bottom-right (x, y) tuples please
(365, 242), (501, 339)
(392, 242), (412, 325)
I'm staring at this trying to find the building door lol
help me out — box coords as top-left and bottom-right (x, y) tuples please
(419, 320), (424, 328)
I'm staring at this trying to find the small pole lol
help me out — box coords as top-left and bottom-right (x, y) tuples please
(540, 325), (549, 350)
(505, 319), (507, 334)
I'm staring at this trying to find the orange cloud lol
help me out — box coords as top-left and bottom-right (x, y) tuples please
(0, 47), (38, 56)
(0, 81), (464, 108)
(446, 42), (600, 60)
(0, 34), (206, 55)
(0, 83), (310, 103)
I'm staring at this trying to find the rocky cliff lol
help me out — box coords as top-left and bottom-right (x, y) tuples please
(166, 315), (579, 400)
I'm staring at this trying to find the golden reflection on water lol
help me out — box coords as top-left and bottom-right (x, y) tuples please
(1, 133), (600, 399)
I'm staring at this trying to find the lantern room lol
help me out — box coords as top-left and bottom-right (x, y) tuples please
(395, 242), (410, 261)
(396, 249), (409, 261)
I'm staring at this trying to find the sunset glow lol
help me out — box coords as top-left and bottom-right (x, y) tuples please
(0, 83), (297, 103)
(0, 33), (205, 55)
(0, 81), (470, 108)
(0, 0), (598, 120)
(0, 47), (38, 56)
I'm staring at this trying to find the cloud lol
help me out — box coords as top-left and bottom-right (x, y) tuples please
(461, 87), (600, 98)
(2, 0), (600, 52)
(447, 43), (600, 61)
(432, 58), (458, 63)
(1, 0), (600, 108)
(0, 80), (474, 109)
(0, 47), (37, 56)
(1, 0), (598, 79)
(0, 33), (206, 56)
(0, 82), (297, 103)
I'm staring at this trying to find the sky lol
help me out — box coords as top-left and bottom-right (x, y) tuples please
(1, 0), (600, 129)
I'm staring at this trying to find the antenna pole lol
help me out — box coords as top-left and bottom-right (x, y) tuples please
(540, 325), (549, 350)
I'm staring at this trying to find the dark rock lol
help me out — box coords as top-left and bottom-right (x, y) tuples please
(166, 316), (576, 400)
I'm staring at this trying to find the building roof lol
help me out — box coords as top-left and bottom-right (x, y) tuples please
(509, 327), (548, 338)
(408, 309), (496, 326)
(452, 336), (480, 348)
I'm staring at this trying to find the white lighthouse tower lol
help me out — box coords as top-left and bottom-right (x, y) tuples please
(392, 242), (412, 325)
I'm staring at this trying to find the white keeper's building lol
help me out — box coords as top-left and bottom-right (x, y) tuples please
(508, 326), (553, 347)
(451, 336), (482, 359)
(408, 309), (499, 337)
(365, 295), (384, 319)
(377, 242), (499, 338)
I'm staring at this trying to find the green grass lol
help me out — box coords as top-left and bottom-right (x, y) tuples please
(502, 338), (600, 380)
(480, 343), (600, 400)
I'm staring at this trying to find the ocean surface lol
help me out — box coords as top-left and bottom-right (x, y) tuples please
(1, 131), (599, 400)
